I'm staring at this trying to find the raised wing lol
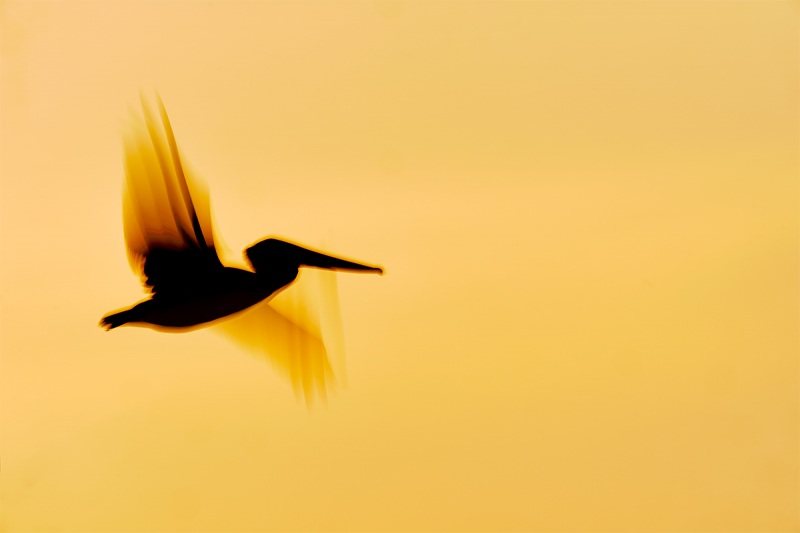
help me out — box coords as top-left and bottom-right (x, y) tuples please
(122, 96), (221, 293)
(214, 269), (347, 407)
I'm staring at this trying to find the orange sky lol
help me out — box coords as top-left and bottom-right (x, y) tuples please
(1, 1), (798, 531)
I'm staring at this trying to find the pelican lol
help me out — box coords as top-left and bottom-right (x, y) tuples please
(101, 97), (382, 401)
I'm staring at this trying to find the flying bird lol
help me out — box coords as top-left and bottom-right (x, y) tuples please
(101, 97), (383, 402)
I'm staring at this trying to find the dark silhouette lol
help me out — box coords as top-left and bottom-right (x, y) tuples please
(101, 97), (382, 333)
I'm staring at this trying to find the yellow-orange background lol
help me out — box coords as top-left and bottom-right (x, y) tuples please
(1, 1), (797, 531)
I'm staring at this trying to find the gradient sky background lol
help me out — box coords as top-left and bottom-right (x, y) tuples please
(1, 1), (798, 531)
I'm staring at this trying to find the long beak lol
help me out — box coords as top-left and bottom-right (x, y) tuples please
(296, 247), (383, 274)
(246, 238), (384, 274)
(280, 241), (383, 274)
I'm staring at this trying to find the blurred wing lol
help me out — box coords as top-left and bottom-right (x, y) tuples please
(122, 96), (220, 292)
(214, 269), (347, 406)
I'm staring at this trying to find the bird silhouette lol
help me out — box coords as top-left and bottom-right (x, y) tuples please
(101, 97), (382, 402)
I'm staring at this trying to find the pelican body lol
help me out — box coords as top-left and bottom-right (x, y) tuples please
(102, 238), (382, 330)
(101, 98), (382, 333)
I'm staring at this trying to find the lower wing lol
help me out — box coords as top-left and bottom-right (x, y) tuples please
(213, 269), (346, 406)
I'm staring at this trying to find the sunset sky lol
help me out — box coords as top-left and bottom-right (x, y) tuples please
(1, 1), (797, 531)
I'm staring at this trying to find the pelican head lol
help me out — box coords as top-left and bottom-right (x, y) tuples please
(246, 238), (383, 284)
